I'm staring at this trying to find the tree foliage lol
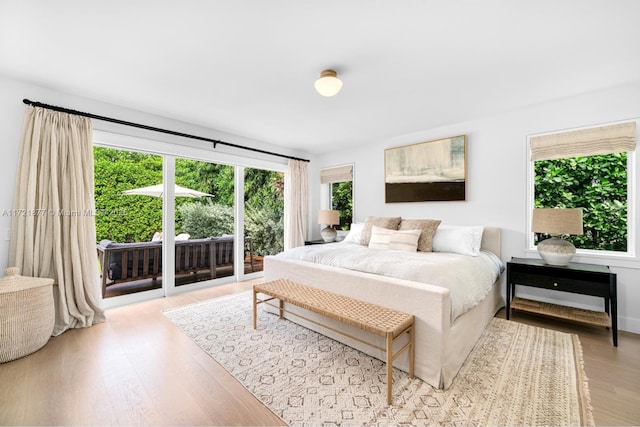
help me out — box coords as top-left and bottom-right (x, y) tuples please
(331, 181), (353, 229)
(245, 199), (285, 255)
(179, 202), (234, 238)
(244, 168), (285, 254)
(94, 148), (164, 242)
(534, 153), (627, 251)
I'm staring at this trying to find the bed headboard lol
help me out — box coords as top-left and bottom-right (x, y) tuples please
(480, 227), (501, 258)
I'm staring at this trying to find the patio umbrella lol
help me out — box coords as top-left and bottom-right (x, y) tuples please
(122, 183), (213, 198)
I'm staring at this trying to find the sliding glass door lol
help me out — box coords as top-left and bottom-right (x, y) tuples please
(94, 130), (287, 307)
(94, 146), (165, 300)
(174, 157), (235, 286)
(243, 167), (285, 273)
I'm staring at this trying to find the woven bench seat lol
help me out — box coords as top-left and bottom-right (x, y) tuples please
(253, 278), (415, 405)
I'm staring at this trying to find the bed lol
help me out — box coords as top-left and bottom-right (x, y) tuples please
(263, 222), (504, 389)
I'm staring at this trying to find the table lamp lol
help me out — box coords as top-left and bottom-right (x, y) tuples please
(318, 210), (340, 242)
(532, 208), (583, 266)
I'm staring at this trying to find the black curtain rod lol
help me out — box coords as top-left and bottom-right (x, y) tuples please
(22, 99), (310, 163)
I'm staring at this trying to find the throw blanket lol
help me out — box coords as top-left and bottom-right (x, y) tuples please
(275, 243), (504, 321)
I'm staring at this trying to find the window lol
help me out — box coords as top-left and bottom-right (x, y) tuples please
(529, 121), (636, 256)
(244, 166), (285, 267)
(320, 164), (353, 229)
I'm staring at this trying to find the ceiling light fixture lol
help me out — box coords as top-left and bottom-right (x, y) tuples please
(314, 69), (342, 97)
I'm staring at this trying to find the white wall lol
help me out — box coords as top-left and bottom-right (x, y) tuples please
(0, 74), (309, 277)
(312, 82), (640, 334)
(2, 74), (638, 333)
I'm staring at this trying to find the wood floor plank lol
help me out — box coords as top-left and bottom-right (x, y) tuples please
(0, 281), (637, 426)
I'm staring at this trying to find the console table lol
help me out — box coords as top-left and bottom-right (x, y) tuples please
(506, 257), (617, 346)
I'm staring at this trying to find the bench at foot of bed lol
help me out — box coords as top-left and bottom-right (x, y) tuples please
(253, 278), (415, 405)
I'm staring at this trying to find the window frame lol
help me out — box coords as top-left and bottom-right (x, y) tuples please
(320, 163), (355, 229)
(526, 120), (638, 267)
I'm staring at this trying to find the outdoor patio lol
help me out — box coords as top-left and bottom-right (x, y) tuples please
(103, 254), (263, 298)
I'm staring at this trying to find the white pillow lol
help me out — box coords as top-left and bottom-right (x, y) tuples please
(432, 225), (484, 256)
(175, 233), (191, 241)
(368, 225), (421, 252)
(342, 223), (364, 244)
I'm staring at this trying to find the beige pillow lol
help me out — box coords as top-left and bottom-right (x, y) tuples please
(358, 216), (402, 246)
(369, 225), (421, 252)
(399, 219), (442, 252)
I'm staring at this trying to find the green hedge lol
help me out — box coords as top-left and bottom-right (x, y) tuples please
(534, 153), (627, 251)
(179, 203), (234, 239)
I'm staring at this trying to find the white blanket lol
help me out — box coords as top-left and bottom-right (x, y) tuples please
(275, 243), (504, 321)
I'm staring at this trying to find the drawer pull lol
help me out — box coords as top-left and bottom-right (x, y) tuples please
(554, 282), (558, 287)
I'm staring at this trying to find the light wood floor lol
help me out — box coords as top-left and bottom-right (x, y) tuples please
(1, 280), (638, 426)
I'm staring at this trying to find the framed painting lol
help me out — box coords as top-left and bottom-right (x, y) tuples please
(384, 135), (467, 203)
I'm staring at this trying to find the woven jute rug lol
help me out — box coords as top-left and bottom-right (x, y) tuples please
(164, 292), (594, 426)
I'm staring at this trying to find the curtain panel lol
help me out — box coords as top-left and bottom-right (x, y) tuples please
(320, 164), (353, 184)
(10, 106), (105, 335)
(530, 121), (636, 161)
(284, 160), (308, 249)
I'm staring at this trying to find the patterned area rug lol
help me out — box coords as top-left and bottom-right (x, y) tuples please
(164, 292), (594, 426)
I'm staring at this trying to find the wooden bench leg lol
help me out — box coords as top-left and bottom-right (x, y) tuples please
(253, 288), (258, 329)
(386, 332), (393, 405)
(409, 325), (415, 378)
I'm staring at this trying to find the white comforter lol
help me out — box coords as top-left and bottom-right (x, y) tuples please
(275, 242), (504, 321)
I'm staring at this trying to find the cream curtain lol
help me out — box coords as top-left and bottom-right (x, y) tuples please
(284, 159), (308, 249)
(10, 106), (105, 336)
(320, 164), (353, 184)
(530, 121), (636, 161)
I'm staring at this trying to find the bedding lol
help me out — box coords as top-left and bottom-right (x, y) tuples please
(432, 224), (484, 256)
(275, 241), (503, 321)
(358, 216), (401, 245)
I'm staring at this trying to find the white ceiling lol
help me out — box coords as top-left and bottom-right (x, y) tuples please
(1, 1), (639, 155)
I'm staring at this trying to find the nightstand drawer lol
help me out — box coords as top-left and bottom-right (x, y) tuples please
(510, 272), (610, 297)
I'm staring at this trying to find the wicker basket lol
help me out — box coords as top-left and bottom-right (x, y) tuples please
(0, 267), (55, 363)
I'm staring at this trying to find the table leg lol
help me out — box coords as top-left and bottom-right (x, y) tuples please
(506, 264), (512, 320)
(611, 276), (618, 347)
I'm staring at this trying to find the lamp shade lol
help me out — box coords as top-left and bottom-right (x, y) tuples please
(314, 69), (342, 97)
(532, 208), (583, 235)
(318, 209), (340, 225)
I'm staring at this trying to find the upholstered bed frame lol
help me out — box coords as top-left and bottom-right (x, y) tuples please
(263, 227), (504, 389)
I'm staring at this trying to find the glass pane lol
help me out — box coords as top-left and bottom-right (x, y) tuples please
(244, 167), (285, 272)
(175, 158), (235, 285)
(94, 146), (164, 298)
(331, 180), (353, 230)
(533, 153), (628, 252)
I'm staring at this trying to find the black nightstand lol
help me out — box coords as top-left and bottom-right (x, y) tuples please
(304, 239), (332, 245)
(506, 257), (617, 346)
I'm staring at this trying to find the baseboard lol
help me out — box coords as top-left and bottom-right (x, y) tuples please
(618, 315), (640, 335)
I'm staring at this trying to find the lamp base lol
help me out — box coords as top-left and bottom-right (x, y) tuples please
(537, 236), (576, 266)
(320, 226), (337, 242)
